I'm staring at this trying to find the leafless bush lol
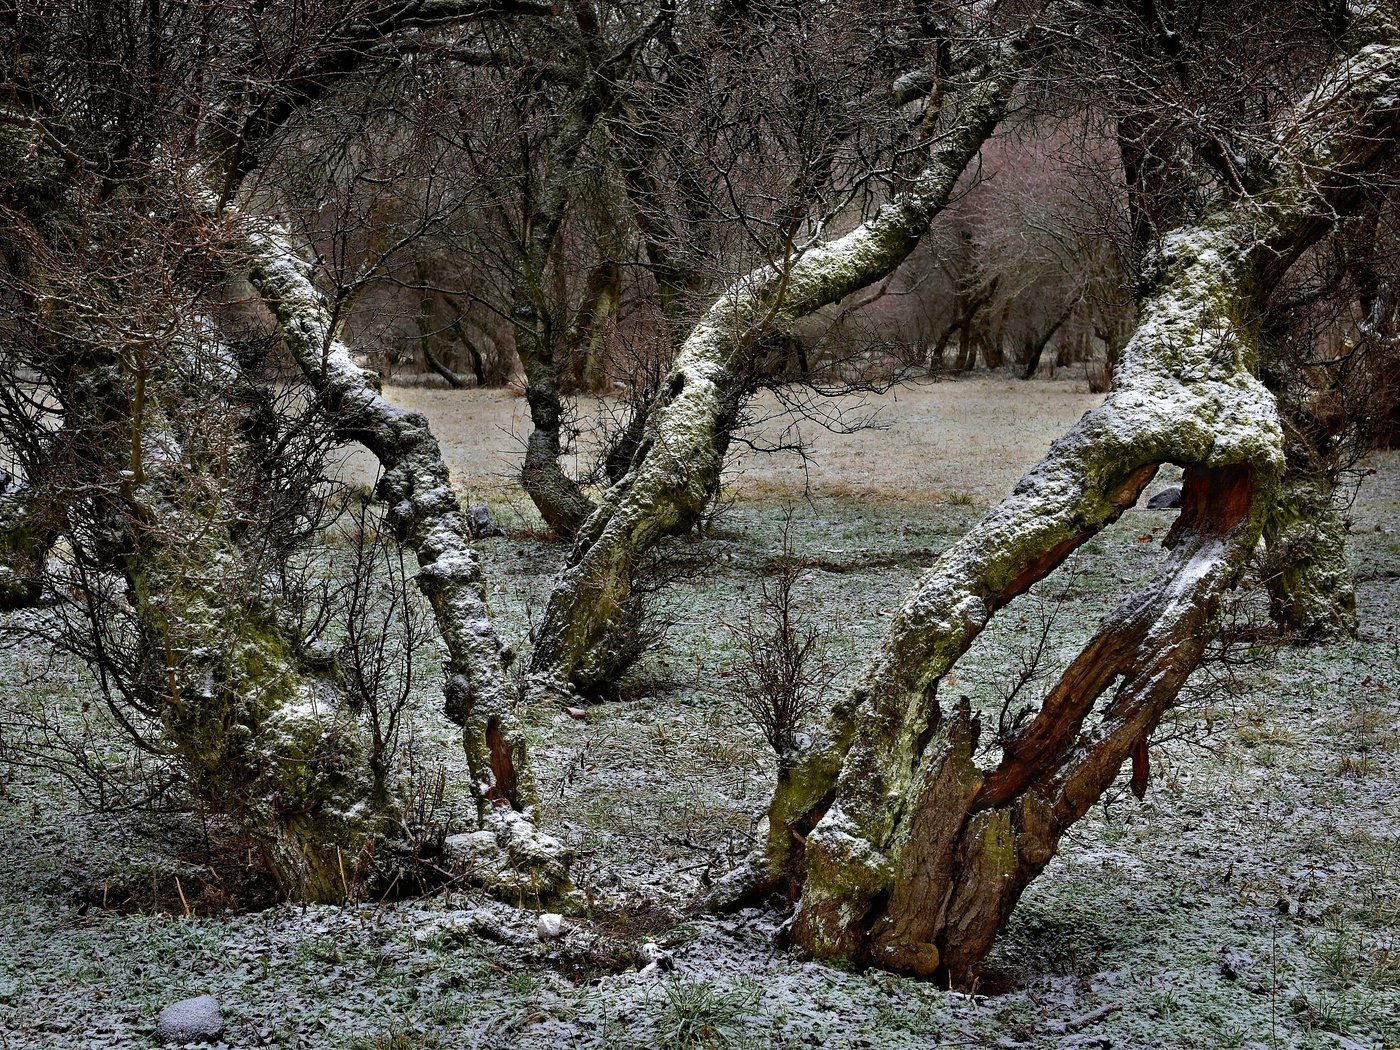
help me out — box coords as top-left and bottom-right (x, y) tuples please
(720, 514), (832, 767)
(335, 496), (434, 806)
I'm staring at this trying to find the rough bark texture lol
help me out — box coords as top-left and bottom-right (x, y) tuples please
(1263, 468), (1359, 638)
(246, 227), (536, 816)
(245, 222), (574, 900)
(722, 8), (1400, 985)
(530, 14), (1062, 695)
(127, 352), (376, 902)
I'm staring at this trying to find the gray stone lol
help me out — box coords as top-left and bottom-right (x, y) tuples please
(155, 994), (224, 1045)
(1147, 486), (1182, 509)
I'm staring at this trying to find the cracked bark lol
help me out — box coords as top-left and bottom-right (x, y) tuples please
(722, 10), (1400, 984)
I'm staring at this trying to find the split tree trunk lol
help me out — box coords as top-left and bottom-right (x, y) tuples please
(722, 11), (1400, 986)
(530, 11), (1067, 695)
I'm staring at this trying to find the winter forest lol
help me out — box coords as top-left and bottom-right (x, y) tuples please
(0, 0), (1398, 1047)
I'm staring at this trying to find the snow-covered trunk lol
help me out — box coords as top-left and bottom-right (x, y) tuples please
(529, 16), (1061, 695)
(728, 12), (1400, 985)
(244, 227), (545, 825)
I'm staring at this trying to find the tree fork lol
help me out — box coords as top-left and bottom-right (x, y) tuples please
(734, 7), (1400, 984)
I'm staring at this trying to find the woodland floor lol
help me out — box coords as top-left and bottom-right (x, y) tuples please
(1, 375), (1397, 1049)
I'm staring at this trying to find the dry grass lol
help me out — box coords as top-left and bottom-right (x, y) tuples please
(357, 376), (1108, 511)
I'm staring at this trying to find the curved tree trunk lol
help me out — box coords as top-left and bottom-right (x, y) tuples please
(516, 311), (596, 536)
(530, 11), (1067, 695)
(246, 227), (538, 818)
(1018, 298), (1078, 380)
(720, 11), (1400, 985)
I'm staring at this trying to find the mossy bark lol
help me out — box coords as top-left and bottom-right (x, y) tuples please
(726, 11), (1400, 985)
(122, 372), (376, 902)
(245, 224), (541, 819)
(1263, 469), (1358, 639)
(530, 11), (1067, 695)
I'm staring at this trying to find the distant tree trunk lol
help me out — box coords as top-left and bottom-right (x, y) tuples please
(446, 304), (489, 387)
(719, 13), (1400, 985)
(530, 10), (1070, 695)
(1019, 299), (1078, 380)
(423, 342), (470, 389)
(0, 480), (51, 609)
(413, 260), (469, 389)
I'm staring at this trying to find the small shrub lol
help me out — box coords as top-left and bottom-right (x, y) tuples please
(719, 513), (831, 768)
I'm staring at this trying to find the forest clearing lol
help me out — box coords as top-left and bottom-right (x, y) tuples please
(3, 378), (1398, 1049)
(3, 1), (1400, 1047)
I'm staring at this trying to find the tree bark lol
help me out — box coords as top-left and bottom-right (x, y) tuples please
(725, 10), (1400, 985)
(246, 223), (574, 899)
(246, 226), (537, 817)
(0, 480), (50, 609)
(123, 346), (379, 901)
(530, 11), (1067, 695)
(1262, 467), (1358, 638)
(1019, 299), (1078, 380)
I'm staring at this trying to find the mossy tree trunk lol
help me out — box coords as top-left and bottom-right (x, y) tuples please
(246, 223), (541, 820)
(723, 12), (1400, 985)
(530, 10), (1067, 695)
(118, 347), (378, 902)
(1262, 467), (1358, 638)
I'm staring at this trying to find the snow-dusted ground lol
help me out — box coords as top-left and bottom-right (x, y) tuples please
(1, 380), (1397, 1049)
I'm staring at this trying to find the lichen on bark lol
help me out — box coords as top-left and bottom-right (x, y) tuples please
(725, 7), (1400, 984)
(530, 10), (1070, 696)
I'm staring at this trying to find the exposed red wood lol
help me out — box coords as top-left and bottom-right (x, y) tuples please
(1130, 737), (1150, 799)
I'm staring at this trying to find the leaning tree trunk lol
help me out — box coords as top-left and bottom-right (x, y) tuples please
(530, 11), (1067, 695)
(717, 10), (1400, 986)
(246, 227), (537, 815)
(246, 225), (573, 899)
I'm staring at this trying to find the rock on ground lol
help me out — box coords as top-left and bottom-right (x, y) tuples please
(154, 994), (225, 1044)
(1147, 485), (1183, 509)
